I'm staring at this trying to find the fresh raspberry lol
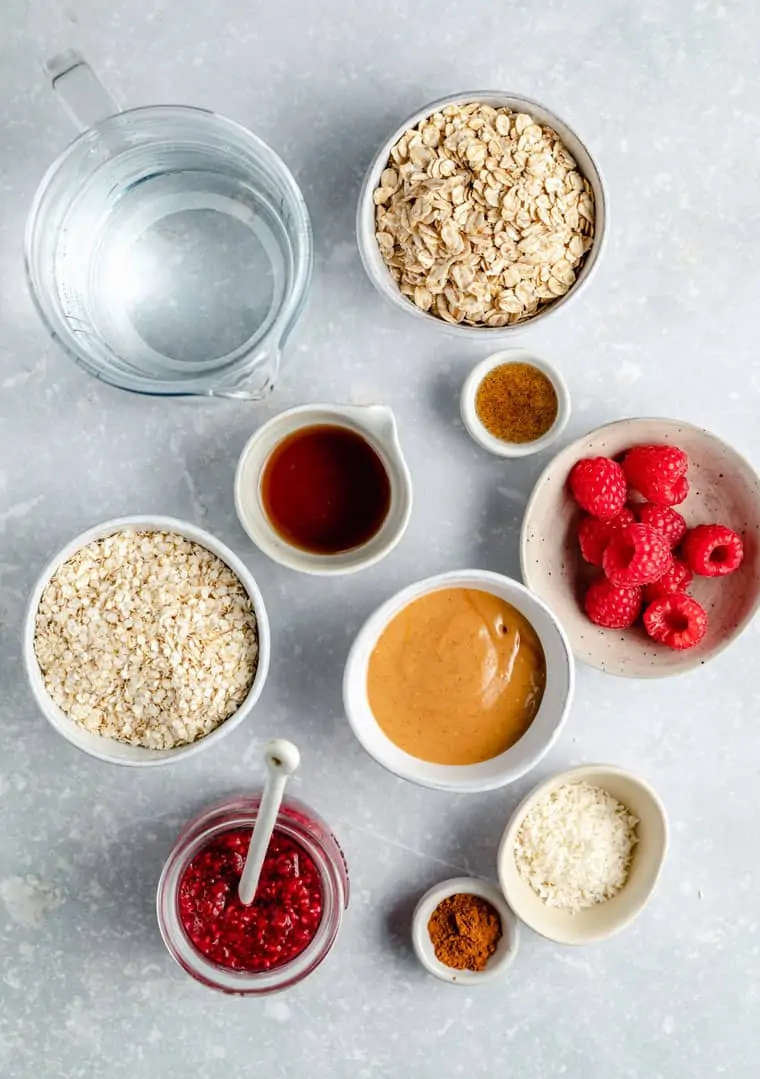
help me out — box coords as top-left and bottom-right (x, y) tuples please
(636, 503), (687, 547)
(584, 578), (642, 629)
(568, 458), (627, 521)
(655, 475), (689, 506)
(681, 524), (744, 577)
(602, 523), (673, 586)
(577, 508), (636, 566)
(622, 444), (688, 503)
(643, 559), (693, 602)
(629, 476), (689, 507)
(643, 593), (708, 650)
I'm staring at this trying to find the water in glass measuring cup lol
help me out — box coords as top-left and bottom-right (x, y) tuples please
(26, 55), (312, 397)
(58, 148), (288, 375)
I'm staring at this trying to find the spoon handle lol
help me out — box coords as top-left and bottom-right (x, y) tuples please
(238, 771), (288, 905)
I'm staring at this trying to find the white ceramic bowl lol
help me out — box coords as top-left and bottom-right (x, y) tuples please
(520, 417), (760, 677)
(460, 349), (571, 458)
(23, 515), (271, 767)
(498, 765), (668, 945)
(343, 569), (575, 792)
(235, 403), (413, 576)
(412, 876), (520, 985)
(357, 90), (607, 337)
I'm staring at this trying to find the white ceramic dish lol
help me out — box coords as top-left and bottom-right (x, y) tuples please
(412, 876), (520, 985)
(23, 515), (271, 767)
(460, 349), (571, 458)
(498, 765), (668, 946)
(520, 417), (760, 677)
(356, 90), (607, 337)
(343, 569), (575, 792)
(234, 404), (413, 576)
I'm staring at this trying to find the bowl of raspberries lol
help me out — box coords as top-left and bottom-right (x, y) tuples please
(520, 418), (760, 676)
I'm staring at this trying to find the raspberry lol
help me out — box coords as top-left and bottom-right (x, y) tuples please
(636, 503), (687, 547)
(681, 524), (744, 577)
(602, 523), (672, 586)
(568, 458), (627, 521)
(577, 508), (636, 566)
(655, 475), (689, 507)
(622, 444), (688, 503)
(643, 559), (693, 602)
(643, 593), (708, 650)
(584, 578), (642, 629)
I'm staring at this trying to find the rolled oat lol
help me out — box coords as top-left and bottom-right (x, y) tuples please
(33, 530), (259, 750)
(373, 102), (595, 326)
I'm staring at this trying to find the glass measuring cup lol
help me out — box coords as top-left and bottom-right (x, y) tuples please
(25, 52), (313, 399)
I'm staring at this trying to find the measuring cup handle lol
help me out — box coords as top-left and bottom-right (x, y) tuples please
(45, 50), (120, 132)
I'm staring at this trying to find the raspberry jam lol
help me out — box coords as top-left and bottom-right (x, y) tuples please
(158, 794), (349, 994)
(179, 828), (324, 972)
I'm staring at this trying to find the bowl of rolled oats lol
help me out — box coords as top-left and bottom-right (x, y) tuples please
(23, 516), (270, 766)
(358, 92), (605, 333)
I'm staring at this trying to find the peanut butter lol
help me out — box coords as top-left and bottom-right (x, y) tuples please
(367, 588), (546, 765)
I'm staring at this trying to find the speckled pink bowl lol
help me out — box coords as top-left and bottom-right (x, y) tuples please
(520, 418), (760, 677)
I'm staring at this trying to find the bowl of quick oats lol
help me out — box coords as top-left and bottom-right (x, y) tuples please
(357, 92), (606, 334)
(23, 516), (270, 766)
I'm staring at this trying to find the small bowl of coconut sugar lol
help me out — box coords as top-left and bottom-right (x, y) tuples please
(497, 764), (668, 945)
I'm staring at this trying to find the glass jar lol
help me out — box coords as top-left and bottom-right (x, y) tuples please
(157, 794), (349, 994)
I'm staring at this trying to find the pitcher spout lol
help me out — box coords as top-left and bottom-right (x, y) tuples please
(206, 347), (282, 401)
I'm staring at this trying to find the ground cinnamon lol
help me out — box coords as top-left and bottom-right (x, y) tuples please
(428, 893), (503, 971)
(475, 362), (558, 444)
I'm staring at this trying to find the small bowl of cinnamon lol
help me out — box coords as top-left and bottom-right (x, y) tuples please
(411, 876), (520, 984)
(460, 348), (570, 458)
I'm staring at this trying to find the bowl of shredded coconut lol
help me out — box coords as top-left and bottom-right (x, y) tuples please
(24, 516), (270, 766)
(497, 764), (668, 944)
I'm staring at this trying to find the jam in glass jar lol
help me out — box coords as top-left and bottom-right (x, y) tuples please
(157, 794), (349, 994)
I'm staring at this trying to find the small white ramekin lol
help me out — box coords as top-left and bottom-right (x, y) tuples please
(412, 876), (520, 985)
(343, 569), (575, 793)
(357, 90), (607, 337)
(497, 765), (668, 945)
(23, 515), (271, 767)
(460, 349), (571, 458)
(234, 403), (413, 576)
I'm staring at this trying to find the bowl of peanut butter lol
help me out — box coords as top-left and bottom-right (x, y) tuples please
(343, 569), (575, 792)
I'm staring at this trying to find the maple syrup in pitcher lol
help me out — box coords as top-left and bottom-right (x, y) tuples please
(261, 425), (391, 554)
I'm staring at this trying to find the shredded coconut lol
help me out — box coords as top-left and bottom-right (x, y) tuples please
(514, 781), (638, 912)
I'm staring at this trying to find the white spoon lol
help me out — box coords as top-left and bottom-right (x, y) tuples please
(238, 739), (301, 906)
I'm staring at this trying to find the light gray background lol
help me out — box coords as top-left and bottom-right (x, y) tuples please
(1, 2), (758, 1076)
